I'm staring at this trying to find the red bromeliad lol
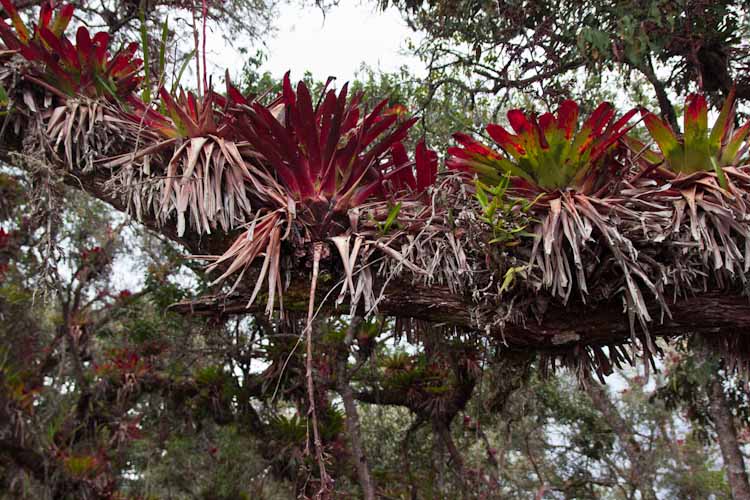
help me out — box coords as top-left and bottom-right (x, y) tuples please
(628, 91), (750, 277)
(208, 74), (437, 312)
(0, 1), (142, 98)
(448, 101), (664, 340)
(236, 73), (429, 218)
(112, 80), (269, 236)
(127, 81), (251, 140)
(638, 90), (750, 186)
(447, 100), (636, 196)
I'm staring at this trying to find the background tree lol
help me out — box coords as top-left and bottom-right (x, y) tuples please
(379, 0), (750, 130)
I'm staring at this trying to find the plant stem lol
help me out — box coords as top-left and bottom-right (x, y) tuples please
(305, 242), (331, 497)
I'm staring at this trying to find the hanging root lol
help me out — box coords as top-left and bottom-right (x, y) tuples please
(305, 241), (332, 497)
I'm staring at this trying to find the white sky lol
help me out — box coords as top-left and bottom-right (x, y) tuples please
(206, 2), (423, 86)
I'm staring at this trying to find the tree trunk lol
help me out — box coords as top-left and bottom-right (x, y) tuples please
(707, 374), (750, 500)
(435, 420), (468, 488)
(339, 382), (376, 500)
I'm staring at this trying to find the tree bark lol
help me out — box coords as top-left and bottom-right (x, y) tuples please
(707, 375), (750, 500)
(637, 56), (679, 132)
(175, 287), (750, 356)
(435, 420), (468, 491)
(5, 78), (750, 359)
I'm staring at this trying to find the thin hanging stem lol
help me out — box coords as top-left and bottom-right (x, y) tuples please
(201, 0), (208, 93)
(305, 242), (331, 497)
(190, 6), (202, 96)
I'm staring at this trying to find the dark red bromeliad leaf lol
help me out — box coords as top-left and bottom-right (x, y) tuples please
(208, 75), (438, 307)
(0, 1), (141, 98)
(236, 72), (432, 212)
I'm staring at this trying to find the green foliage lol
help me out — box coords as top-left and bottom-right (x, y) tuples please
(377, 202), (402, 234)
(475, 175), (537, 246)
(269, 413), (307, 445)
(0, 81), (8, 112)
(640, 92), (749, 187)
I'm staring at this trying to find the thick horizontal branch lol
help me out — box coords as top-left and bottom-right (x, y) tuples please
(3, 71), (749, 358)
(172, 281), (750, 352)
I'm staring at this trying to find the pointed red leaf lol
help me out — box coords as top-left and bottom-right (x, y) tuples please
(487, 123), (525, 156)
(507, 108), (532, 135)
(385, 143), (414, 191)
(556, 100), (579, 139)
(684, 93), (708, 141)
(0, 0), (28, 43)
(642, 109), (679, 156)
(415, 140), (437, 192)
(50, 4), (74, 36)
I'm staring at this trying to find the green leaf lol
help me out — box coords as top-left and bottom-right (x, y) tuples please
(158, 17), (169, 82)
(710, 156), (728, 190)
(500, 266), (526, 293)
(171, 50), (195, 94)
(139, 10), (151, 102)
(94, 73), (118, 99)
(643, 111), (679, 157)
(0, 82), (8, 106)
(379, 202), (402, 234)
(475, 181), (489, 209)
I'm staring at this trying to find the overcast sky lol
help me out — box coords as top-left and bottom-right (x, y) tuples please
(206, 2), (422, 85)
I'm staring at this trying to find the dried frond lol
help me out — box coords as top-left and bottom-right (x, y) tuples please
(43, 99), (131, 172)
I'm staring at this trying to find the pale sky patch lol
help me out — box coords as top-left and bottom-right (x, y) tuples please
(204, 2), (423, 86)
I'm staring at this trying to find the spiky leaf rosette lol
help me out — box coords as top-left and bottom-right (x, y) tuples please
(207, 74), (438, 312)
(236, 73), (421, 217)
(640, 91), (749, 179)
(447, 100), (636, 195)
(448, 101), (666, 344)
(105, 83), (268, 236)
(0, 1), (142, 99)
(626, 91), (750, 281)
